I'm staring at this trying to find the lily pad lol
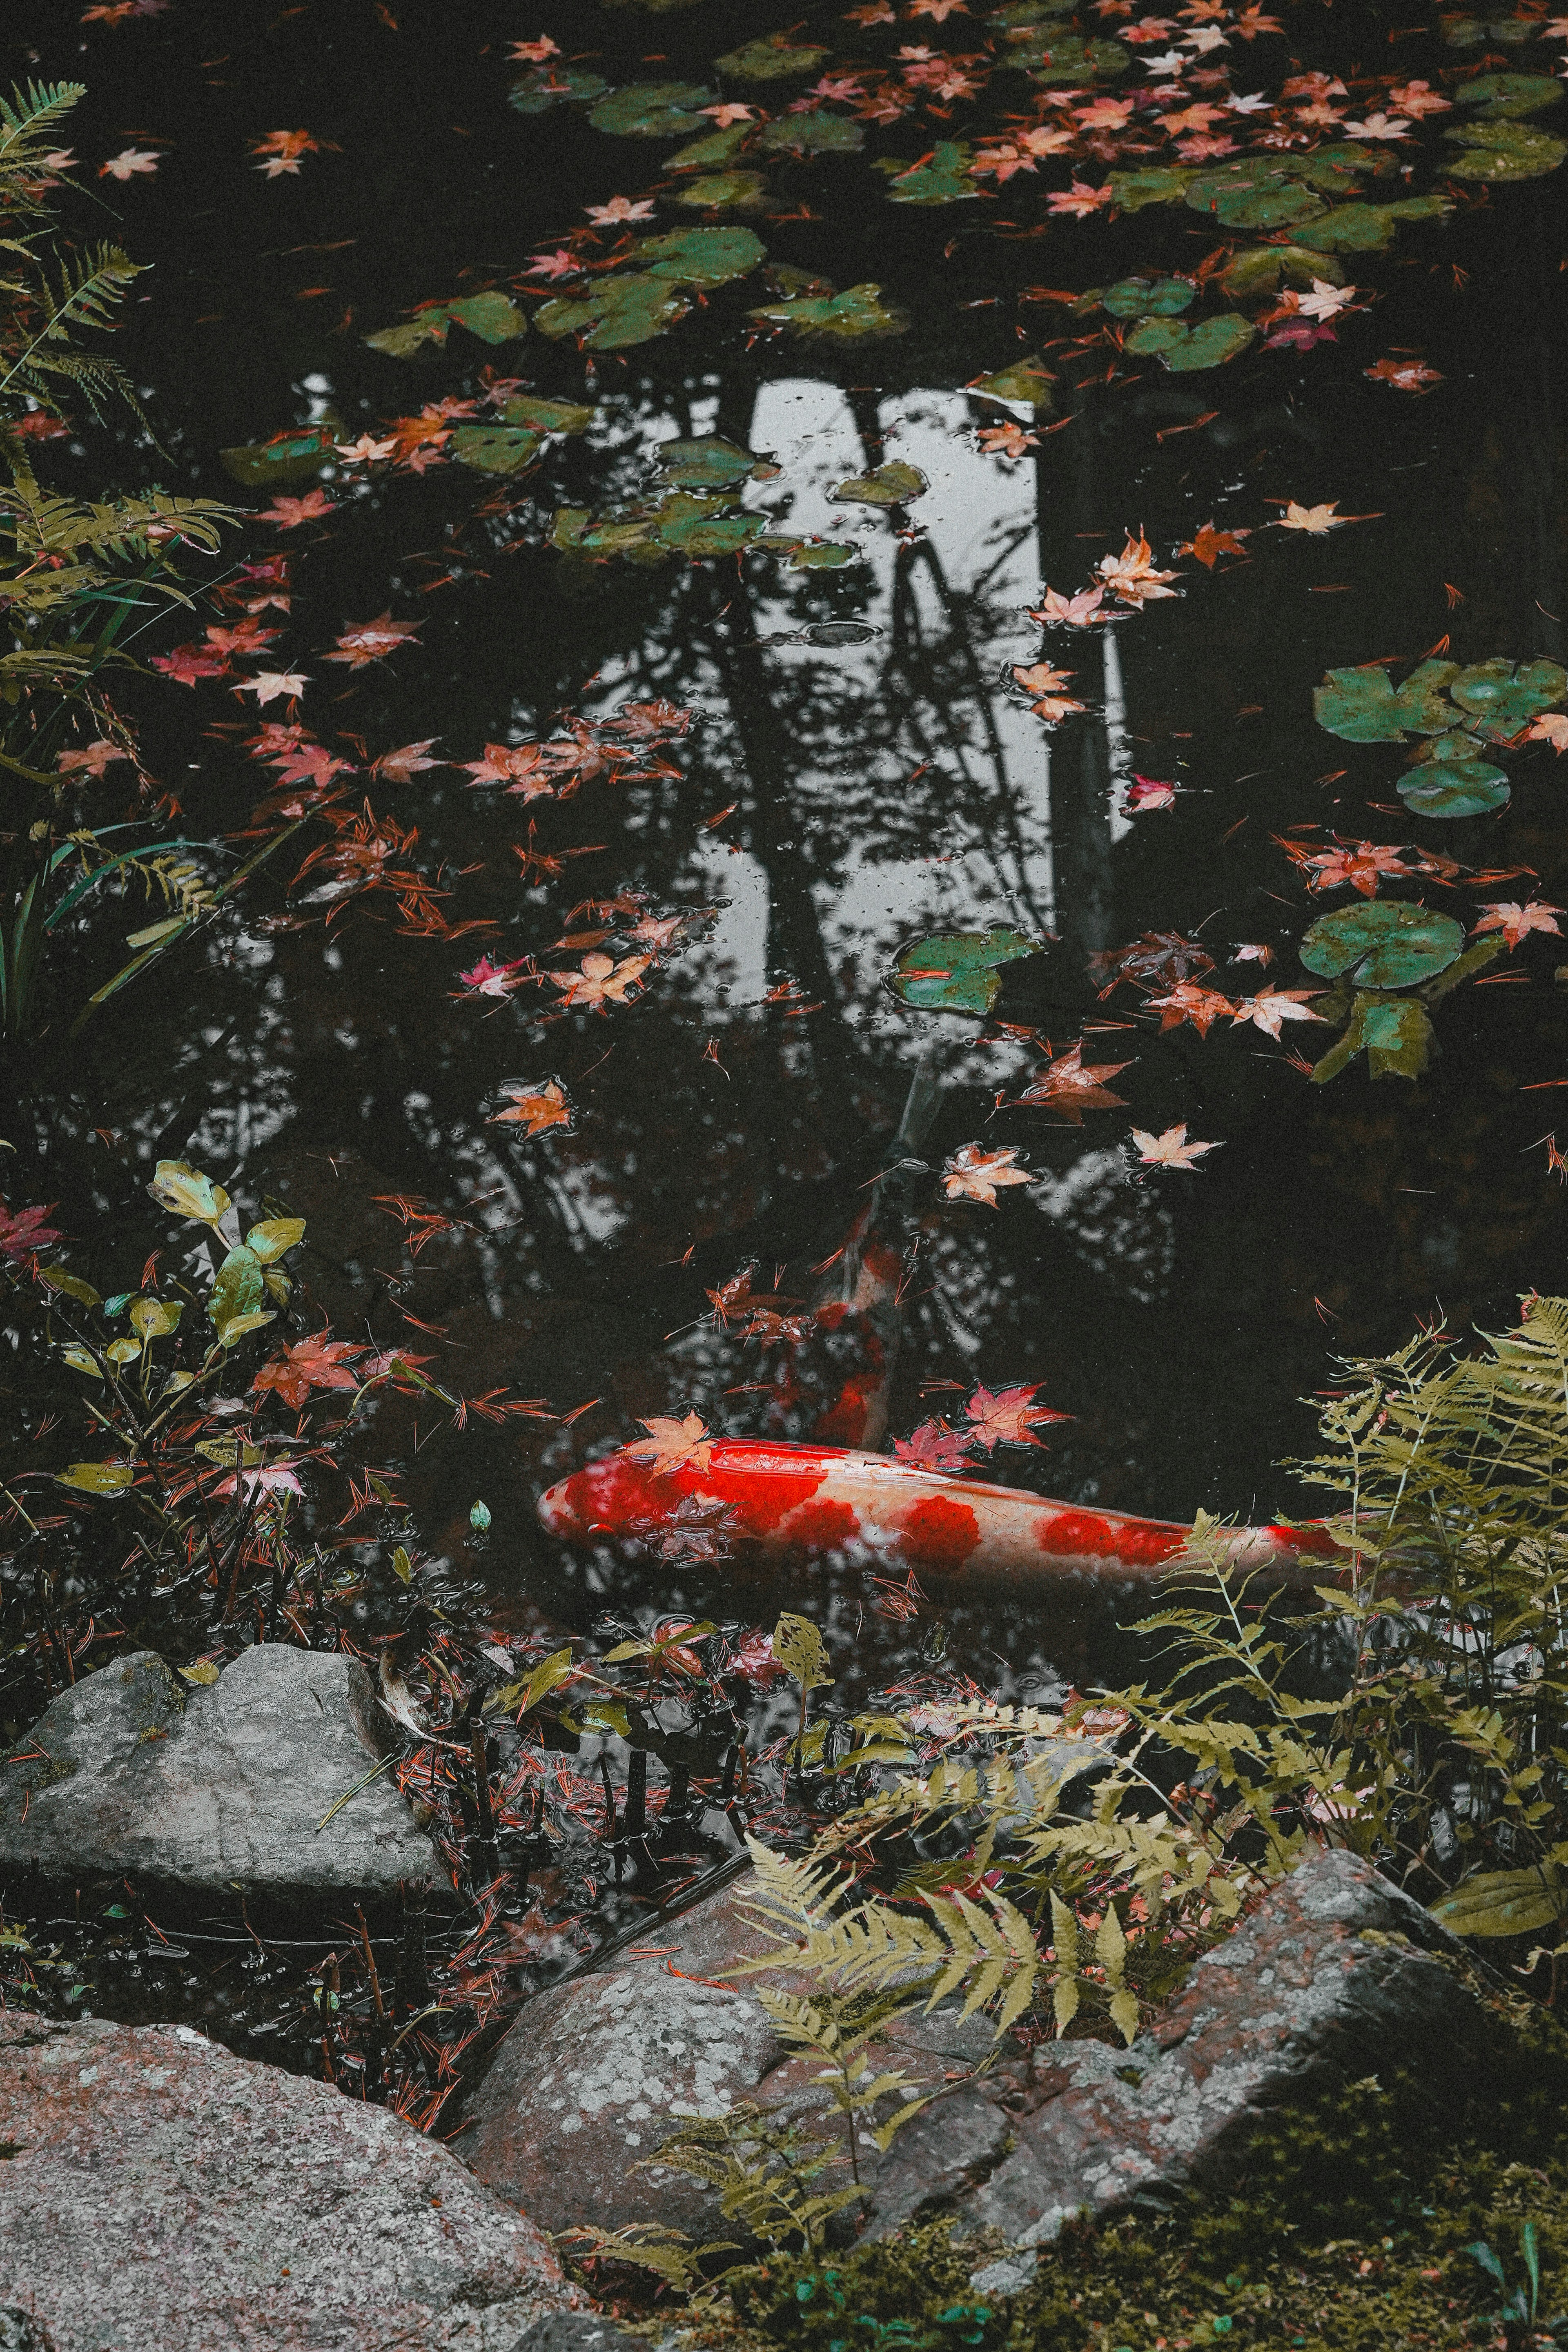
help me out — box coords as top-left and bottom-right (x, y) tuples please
(637, 225), (765, 285)
(1300, 900), (1465, 989)
(657, 434), (761, 488)
(1294, 196), (1452, 251)
(450, 423), (544, 475)
(971, 355), (1056, 410)
(219, 423), (339, 487)
(780, 539), (861, 570)
(1009, 31), (1128, 76)
(669, 123), (751, 171)
(1314, 660), (1461, 743)
(716, 34), (830, 78)
(829, 460), (927, 506)
(1102, 276), (1194, 319)
(878, 143), (985, 203)
(754, 112), (865, 156)
(748, 282), (904, 337)
(588, 82), (715, 136)
(364, 291), (527, 358)
(1359, 996), (1438, 1081)
(1398, 759), (1511, 818)
(510, 67), (609, 114)
(1123, 313), (1256, 370)
(500, 396), (595, 435)
(1446, 118), (1568, 178)
(671, 169), (769, 209)
(1105, 167), (1195, 211)
(535, 274), (691, 350)
(1455, 71), (1563, 115)
(656, 507), (768, 555)
(1185, 168), (1325, 231)
(889, 927), (1040, 1016)
(1448, 657), (1568, 739)
(1219, 245), (1346, 299)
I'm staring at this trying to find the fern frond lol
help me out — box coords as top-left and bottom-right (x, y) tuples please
(0, 82), (87, 187)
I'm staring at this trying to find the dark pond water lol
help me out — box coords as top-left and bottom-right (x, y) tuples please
(4, 0), (1568, 2076)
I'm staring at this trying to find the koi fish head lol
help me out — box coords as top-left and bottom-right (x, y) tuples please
(537, 1452), (668, 1544)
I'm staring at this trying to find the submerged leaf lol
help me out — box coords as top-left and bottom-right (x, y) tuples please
(510, 66), (609, 114)
(536, 273), (691, 349)
(889, 927), (1040, 1016)
(588, 82), (715, 135)
(450, 423), (543, 474)
(58, 1461), (134, 1494)
(829, 460), (927, 506)
(715, 34), (829, 78)
(219, 423), (339, 487)
(1455, 71), (1563, 117)
(753, 113), (865, 156)
(671, 168), (769, 210)
(1102, 276), (1194, 319)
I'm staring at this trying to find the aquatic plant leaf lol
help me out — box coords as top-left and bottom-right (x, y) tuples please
(638, 225), (765, 284)
(1399, 760), (1511, 818)
(535, 273), (691, 349)
(773, 1611), (835, 1692)
(1123, 313), (1256, 370)
(58, 1461), (134, 1494)
(588, 82), (715, 136)
(671, 169), (769, 209)
(1445, 118), (1568, 177)
(715, 34), (830, 78)
(149, 1159), (231, 1226)
(1102, 276), (1194, 319)
(510, 67), (608, 114)
(1456, 71), (1563, 116)
(210, 1245), (263, 1330)
(1448, 657), (1568, 738)
(363, 314), (450, 358)
(657, 435), (759, 488)
(1219, 245), (1346, 298)
(246, 1217), (306, 1263)
(655, 508), (767, 555)
(748, 282), (903, 336)
(1294, 196), (1452, 251)
(450, 423), (543, 474)
(780, 539), (860, 569)
(445, 292), (529, 343)
(830, 460), (927, 506)
(878, 143), (985, 203)
(39, 1267), (101, 1309)
(754, 113), (864, 156)
(217, 1310), (275, 1348)
(1185, 168), (1325, 230)
(129, 1296), (182, 1342)
(1009, 31), (1128, 76)
(971, 355), (1056, 410)
(219, 423), (338, 487)
(1300, 901), (1465, 988)
(1106, 167), (1195, 211)
(889, 927), (1039, 1016)
(59, 1345), (100, 1379)
(1361, 997), (1437, 1080)
(669, 122), (751, 171)
(502, 396), (595, 435)
(1314, 660), (1460, 742)
(1431, 1868), (1567, 1937)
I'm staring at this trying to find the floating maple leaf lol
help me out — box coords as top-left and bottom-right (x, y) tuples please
(1290, 840), (1417, 898)
(1089, 932), (1214, 996)
(252, 129), (321, 177)
(458, 955), (534, 999)
(1229, 989), (1327, 1041)
(546, 951), (653, 1011)
(462, 743), (559, 798)
(1097, 530), (1180, 608)
(893, 1418), (974, 1470)
(1528, 714), (1568, 753)
(623, 1411), (713, 1478)
(490, 1079), (575, 1135)
(0, 1201), (62, 1263)
(1047, 180), (1114, 217)
(325, 612), (420, 668)
(964, 1382), (1069, 1449)
(525, 250), (583, 282)
(1276, 500), (1374, 534)
(1472, 901), (1565, 950)
(1144, 979), (1236, 1036)
(510, 34), (560, 60)
(1131, 1123), (1222, 1170)
(978, 421), (1038, 459)
(258, 488), (335, 528)
(57, 741), (128, 776)
(1296, 278), (1358, 321)
(1017, 1041), (1134, 1122)
(1365, 357), (1442, 393)
(234, 670), (309, 708)
(373, 739), (445, 784)
(1126, 775), (1178, 813)
(100, 146), (161, 178)
(1387, 80), (1450, 117)
(1343, 110), (1409, 140)
(1013, 659), (1086, 722)
(1178, 521), (1250, 568)
(942, 1143), (1033, 1207)
(252, 1333), (365, 1411)
(586, 196), (656, 224)
(1030, 586), (1108, 628)
(1231, 942), (1274, 967)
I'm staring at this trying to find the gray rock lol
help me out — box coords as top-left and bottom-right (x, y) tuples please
(0, 1645), (438, 1905)
(863, 1847), (1494, 2248)
(457, 1871), (988, 2241)
(503, 2318), (643, 2352)
(0, 2009), (582, 2352)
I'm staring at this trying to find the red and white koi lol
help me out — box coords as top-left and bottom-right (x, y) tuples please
(537, 1438), (1342, 1590)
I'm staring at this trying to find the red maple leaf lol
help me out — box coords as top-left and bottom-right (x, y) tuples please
(1016, 1041), (1134, 1123)
(151, 642), (230, 686)
(964, 1383), (1069, 1450)
(1143, 980), (1236, 1037)
(893, 1418), (975, 1471)
(0, 1200), (62, 1263)
(1177, 521), (1251, 569)
(252, 1333), (366, 1410)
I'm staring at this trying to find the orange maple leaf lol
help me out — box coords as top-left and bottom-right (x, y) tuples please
(1178, 521), (1251, 568)
(1016, 1041), (1134, 1122)
(489, 1079), (575, 1136)
(942, 1143), (1034, 1207)
(623, 1412), (714, 1478)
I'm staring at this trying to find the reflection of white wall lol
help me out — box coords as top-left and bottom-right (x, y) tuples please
(686, 837), (771, 1008)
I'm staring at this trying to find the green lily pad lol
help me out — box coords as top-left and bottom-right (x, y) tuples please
(1009, 31), (1128, 76)
(500, 396), (595, 435)
(450, 423), (544, 475)
(829, 460), (927, 506)
(1123, 313), (1256, 370)
(637, 225), (766, 285)
(219, 423), (339, 487)
(1300, 901), (1465, 989)
(364, 291), (527, 359)
(1219, 245), (1346, 299)
(878, 143), (985, 203)
(1105, 167), (1195, 211)
(535, 274), (691, 350)
(779, 539), (861, 570)
(655, 507), (768, 555)
(588, 82), (715, 136)
(1185, 168), (1325, 231)
(671, 169), (769, 209)
(889, 927), (1040, 1016)
(716, 34), (830, 78)
(1294, 196), (1452, 251)
(1448, 657), (1568, 739)
(754, 112), (865, 156)
(1359, 996), (1438, 1081)
(1398, 760), (1511, 818)
(669, 122), (751, 171)
(657, 434), (760, 488)
(748, 282), (904, 337)
(971, 355), (1056, 410)
(1314, 660), (1460, 743)
(1102, 276), (1194, 319)
(1456, 70), (1563, 115)
(1443, 12), (1541, 40)
(1446, 117), (1568, 177)
(510, 67), (609, 114)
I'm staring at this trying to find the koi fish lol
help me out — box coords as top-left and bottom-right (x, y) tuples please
(537, 1437), (1343, 1591)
